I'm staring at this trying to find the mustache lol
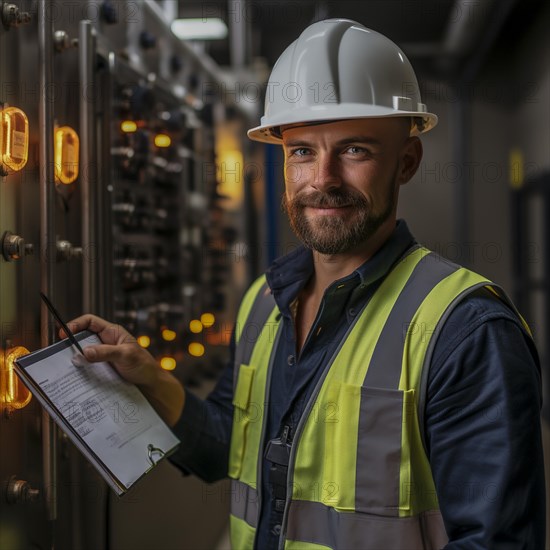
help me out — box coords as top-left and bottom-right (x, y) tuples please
(289, 190), (368, 209)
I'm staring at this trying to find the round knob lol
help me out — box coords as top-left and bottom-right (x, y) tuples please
(6, 476), (40, 504)
(2, 231), (33, 261)
(1, 3), (19, 28)
(56, 239), (82, 262)
(53, 30), (71, 52)
(1, 4), (31, 28)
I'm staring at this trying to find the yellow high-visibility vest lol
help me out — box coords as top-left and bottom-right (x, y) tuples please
(228, 246), (529, 550)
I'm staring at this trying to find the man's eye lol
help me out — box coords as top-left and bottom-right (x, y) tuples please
(346, 146), (367, 155)
(290, 148), (310, 157)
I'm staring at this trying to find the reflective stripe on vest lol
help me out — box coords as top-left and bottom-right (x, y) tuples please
(285, 500), (446, 550)
(228, 247), (524, 549)
(231, 478), (259, 528)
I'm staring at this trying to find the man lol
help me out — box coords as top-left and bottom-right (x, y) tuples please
(68, 20), (544, 549)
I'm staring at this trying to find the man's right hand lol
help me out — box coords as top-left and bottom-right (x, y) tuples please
(63, 314), (159, 386)
(62, 314), (185, 426)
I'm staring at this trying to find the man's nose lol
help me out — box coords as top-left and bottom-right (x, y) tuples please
(311, 154), (342, 192)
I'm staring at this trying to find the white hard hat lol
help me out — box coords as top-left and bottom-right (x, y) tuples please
(247, 19), (437, 144)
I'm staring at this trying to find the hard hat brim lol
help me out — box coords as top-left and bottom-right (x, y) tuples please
(248, 110), (438, 144)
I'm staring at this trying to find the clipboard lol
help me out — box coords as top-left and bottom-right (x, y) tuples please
(14, 330), (180, 496)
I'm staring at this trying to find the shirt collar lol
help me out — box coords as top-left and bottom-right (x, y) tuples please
(266, 219), (417, 315)
(355, 219), (417, 286)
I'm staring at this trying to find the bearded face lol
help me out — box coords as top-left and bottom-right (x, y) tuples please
(280, 118), (417, 256)
(282, 164), (399, 255)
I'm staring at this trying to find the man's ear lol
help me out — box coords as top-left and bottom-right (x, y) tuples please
(397, 137), (423, 185)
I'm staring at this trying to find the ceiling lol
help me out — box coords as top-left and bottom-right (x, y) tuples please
(176, 0), (546, 80)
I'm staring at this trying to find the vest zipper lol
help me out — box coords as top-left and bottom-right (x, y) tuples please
(295, 296), (326, 360)
(252, 322), (283, 550)
(277, 302), (369, 550)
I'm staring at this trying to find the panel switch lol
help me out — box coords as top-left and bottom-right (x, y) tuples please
(1, 231), (33, 261)
(5, 475), (40, 504)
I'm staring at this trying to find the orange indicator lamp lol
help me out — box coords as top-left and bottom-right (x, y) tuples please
(189, 320), (203, 334)
(1, 107), (29, 174)
(160, 356), (177, 371)
(161, 329), (177, 341)
(201, 313), (215, 328)
(154, 134), (171, 148)
(137, 335), (151, 348)
(121, 120), (137, 133)
(54, 126), (79, 185)
(188, 343), (205, 357)
(1, 346), (32, 411)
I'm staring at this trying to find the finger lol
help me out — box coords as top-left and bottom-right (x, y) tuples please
(82, 343), (126, 363)
(58, 322), (83, 340)
(67, 314), (110, 334)
(66, 315), (131, 345)
(72, 353), (91, 368)
(99, 323), (133, 345)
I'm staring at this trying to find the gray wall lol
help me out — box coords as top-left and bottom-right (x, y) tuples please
(401, 3), (550, 297)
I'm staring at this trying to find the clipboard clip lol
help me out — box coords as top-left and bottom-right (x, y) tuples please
(147, 444), (165, 466)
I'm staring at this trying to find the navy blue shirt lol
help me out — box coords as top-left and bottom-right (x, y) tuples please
(169, 220), (545, 549)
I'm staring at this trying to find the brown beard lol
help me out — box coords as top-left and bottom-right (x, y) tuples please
(282, 168), (398, 255)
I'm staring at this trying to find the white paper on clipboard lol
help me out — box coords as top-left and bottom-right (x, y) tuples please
(15, 330), (180, 495)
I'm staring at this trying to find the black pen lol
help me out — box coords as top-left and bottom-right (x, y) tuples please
(39, 292), (85, 356)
